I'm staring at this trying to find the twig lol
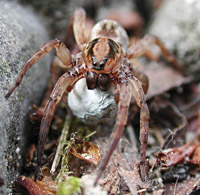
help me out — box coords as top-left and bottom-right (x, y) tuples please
(173, 175), (180, 195)
(50, 114), (71, 174)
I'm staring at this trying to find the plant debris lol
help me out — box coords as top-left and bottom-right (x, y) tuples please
(70, 141), (101, 165)
(15, 175), (57, 195)
(157, 142), (200, 167)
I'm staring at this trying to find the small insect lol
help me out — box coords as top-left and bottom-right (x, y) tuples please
(6, 7), (184, 186)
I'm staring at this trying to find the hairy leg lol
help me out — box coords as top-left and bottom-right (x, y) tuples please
(73, 8), (88, 50)
(41, 57), (68, 108)
(6, 40), (72, 98)
(123, 58), (149, 95)
(94, 83), (132, 186)
(130, 64), (149, 94)
(30, 57), (66, 122)
(132, 67), (149, 94)
(127, 35), (185, 75)
(34, 69), (83, 180)
(128, 77), (150, 182)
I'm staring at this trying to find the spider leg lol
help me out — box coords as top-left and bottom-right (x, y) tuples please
(40, 57), (68, 108)
(73, 8), (88, 50)
(94, 83), (132, 186)
(128, 77), (150, 182)
(30, 57), (67, 122)
(34, 69), (83, 180)
(127, 35), (185, 75)
(6, 40), (72, 98)
(131, 65), (149, 94)
(123, 58), (149, 94)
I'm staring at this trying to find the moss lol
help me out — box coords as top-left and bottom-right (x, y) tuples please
(57, 176), (82, 195)
(55, 119), (96, 184)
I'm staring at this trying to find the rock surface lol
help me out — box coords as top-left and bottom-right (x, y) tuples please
(0, 1), (50, 194)
(149, 0), (200, 76)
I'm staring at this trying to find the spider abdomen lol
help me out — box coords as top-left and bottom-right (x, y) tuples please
(90, 19), (129, 53)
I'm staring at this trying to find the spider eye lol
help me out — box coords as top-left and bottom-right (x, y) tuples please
(104, 57), (108, 62)
(91, 56), (107, 70)
(93, 61), (97, 66)
(92, 56), (97, 67)
(100, 62), (105, 68)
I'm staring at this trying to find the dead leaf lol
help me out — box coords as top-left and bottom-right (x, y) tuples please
(70, 141), (101, 165)
(189, 144), (200, 166)
(142, 61), (193, 100)
(158, 142), (200, 167)
(158, 143), (196, 167)
(15, 175), (57, 195)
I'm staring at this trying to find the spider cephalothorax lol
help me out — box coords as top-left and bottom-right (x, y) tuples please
(83, 37), (122, 73)
(83, 37), (123, 90)
(6, 7), (184, 186)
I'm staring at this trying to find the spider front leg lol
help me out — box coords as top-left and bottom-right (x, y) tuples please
(6, 39), (72, 98)
(127, 35), (185, 75)
(94, 82), (132, 186)
(31, 57), (68, 121)
(128, 77), (150, 182)
(41, 57), (68, 108)
(73, 7), (88, 50)
(34, 69), (84, 180)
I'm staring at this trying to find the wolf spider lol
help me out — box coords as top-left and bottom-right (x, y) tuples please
(6, 8), (184, 185)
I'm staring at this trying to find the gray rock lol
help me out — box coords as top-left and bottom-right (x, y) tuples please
(149, 0), (200, 75)
(0, 1), (51, 194)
